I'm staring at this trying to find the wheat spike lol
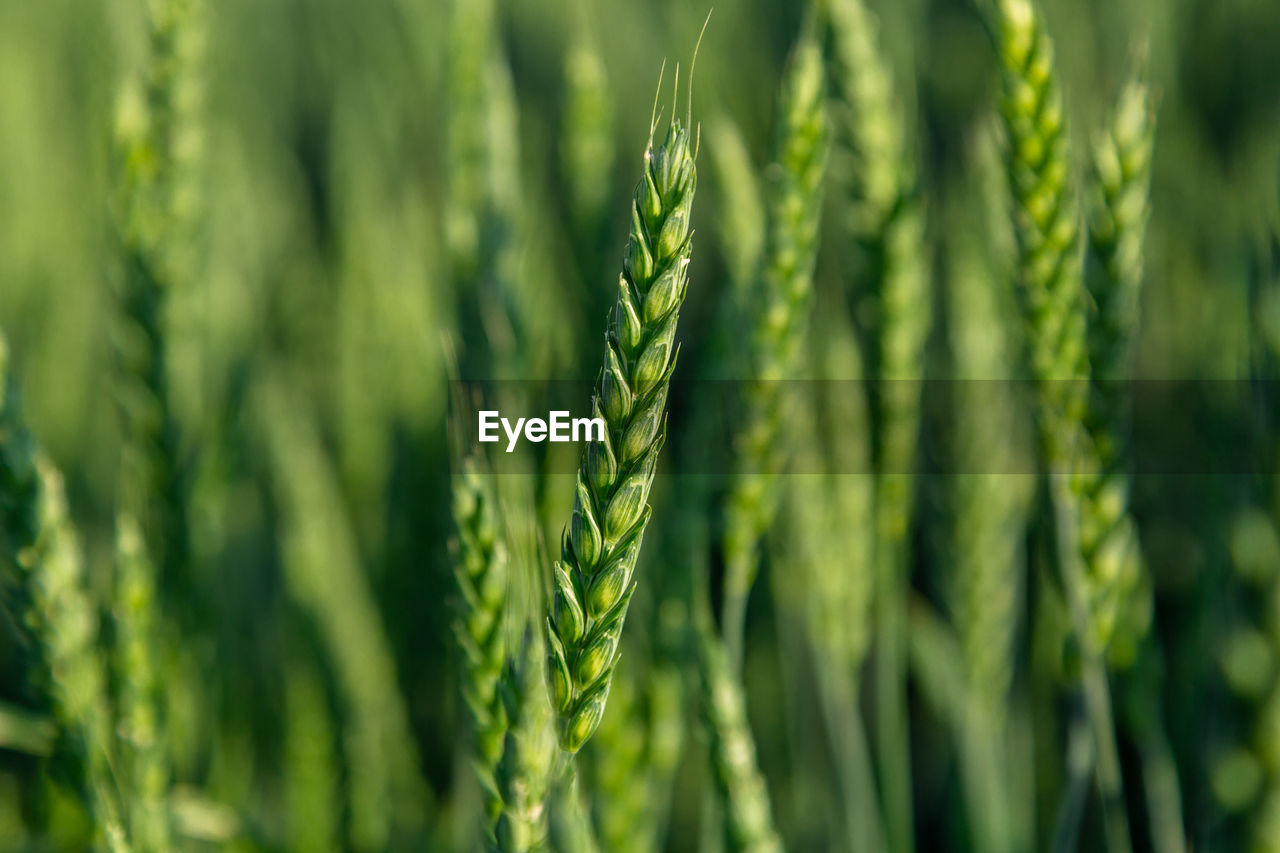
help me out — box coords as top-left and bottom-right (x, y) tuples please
(1082, 63), (1158, 664)
(494, 634), (557, 853)
(451, 456), (510, 826)
(545, 103), (698, 753)
(721, 32), (830, 670)
(113, 513), (172, 852)
(1, 336), (129, 851)
(989, 1), (1135, 849)
(698, 623), (782, 853)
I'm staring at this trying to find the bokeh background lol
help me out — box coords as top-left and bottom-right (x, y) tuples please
(1, 0), (1280, 850)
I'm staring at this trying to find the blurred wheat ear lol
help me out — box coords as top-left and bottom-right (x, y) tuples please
(494, 631), (558, 853)
(697, 615), (782, 853)
(2, 337), (128, 850)
(113, 513), (172, 853)
(450, 455), (510, 832)
(721, 29), (829, 673)
(988, 0), (1136, 850)
(1083, 60), (1158, 668)
(942, 159), (1034, 853)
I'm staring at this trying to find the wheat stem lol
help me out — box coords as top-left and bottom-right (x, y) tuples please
(944, 158), (1034, 853)
(283, 658), (341, 853)
(708, 117), (766, 303)
(258, 377), (428, 850)
(828, 3), (930, 843)
(704, 116), (767, 384)
(782, 314), (882, 851)
(108, 5), (206, 827)
(445, 0), (498, 273)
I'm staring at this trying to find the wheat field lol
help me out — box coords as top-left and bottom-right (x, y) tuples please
(2, 0), (1280, 850)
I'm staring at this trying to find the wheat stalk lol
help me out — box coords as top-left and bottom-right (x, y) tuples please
(776, 313), (884, 852)
(1086, 63), (1156, 394)
(582, 650), (684, 853)
(544, 100), (697, 753)
(446, 0), (561, 381)
(593, 554), (693, 852)
(828, 1), (930, 844)
(283, 658), (341, 853)
(258, 377), (428, 850)
(108, 4), (205, 811)
(947, 128), (1034, 728)
(989, 0), (1089, 438)
(703, 115), (767, 386)
(791, 315), (876, 678)
(451, 456), (509, 826)
(721, 31), (829, 670)
(943, 156), (1035, 852)
(1084, 64), (1186, 852)
(33, 461), (132, 853)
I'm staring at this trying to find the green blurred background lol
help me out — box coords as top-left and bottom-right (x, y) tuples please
(2, 0), (1280, 850)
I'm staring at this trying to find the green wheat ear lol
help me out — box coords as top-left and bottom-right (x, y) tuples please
(545, 105), (697, 754)
(990, 0), (1138, 848)
(1086, 63), (1155, 394)
(493, 631), (558, 853)
(1083, 62), (1157, 666)
(584, 671), (655, 853)
(451, 456), (509, 825)
(111, 0), (203, 581)
(721, 32), (829, 669)
(563, 33), (617, 242)
(113, 513), (172, 853)
(943, 165), (1034, 853)
(1, 336), (128, 851)
(991, 0), (1089, 441)
(698, 622), (782, 853)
